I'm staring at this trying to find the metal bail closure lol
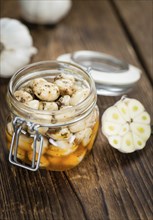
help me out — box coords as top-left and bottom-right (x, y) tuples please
(9, 117), (43, 171)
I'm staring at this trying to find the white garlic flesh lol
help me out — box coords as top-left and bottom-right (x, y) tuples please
(0, 18), (37, 78)
(102, 97), (151, 153)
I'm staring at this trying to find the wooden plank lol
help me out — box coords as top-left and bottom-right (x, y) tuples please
(113, 0), (153, 82)
(0, 0), (153, 220)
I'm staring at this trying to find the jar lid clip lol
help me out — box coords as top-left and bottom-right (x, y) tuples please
(9, 117), (43, 171)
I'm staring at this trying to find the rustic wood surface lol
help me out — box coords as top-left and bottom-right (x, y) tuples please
(0, 1), (153, 220)
(114, 0), (153, 83)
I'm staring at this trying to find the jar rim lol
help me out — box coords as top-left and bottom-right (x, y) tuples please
(7, 60), (97, 126)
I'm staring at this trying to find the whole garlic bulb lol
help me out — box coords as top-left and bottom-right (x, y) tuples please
(0, 18), (37, 78)
(102, 97), (151, 153)
(19, 0), (72, 25)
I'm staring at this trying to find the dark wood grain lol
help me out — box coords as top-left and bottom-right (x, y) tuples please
(0, 0), (153, 220)
(113, 0), (153, 83)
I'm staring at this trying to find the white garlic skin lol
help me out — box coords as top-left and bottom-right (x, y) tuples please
(0, 18), (37, 78)
(19, 0), (72, 25)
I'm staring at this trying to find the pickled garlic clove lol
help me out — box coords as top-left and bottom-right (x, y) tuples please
(25, 100), (39, 109)
(128, 99), (144, 119)
(54, 78), (74, 95)
(14, 90), (33, 103)
(31, 137), (48, 154)
(46, 127), (71, 141)
(55, 106), (75, 122)
(108, 136), (121, 149)
(132, 134), (146, 150)
(47, 144), (77, 156)
(30, 78), (47, 88)
(102, 122), (121, 136)
(55, 73), (75, 83)
(70, 88), (90, 106)
(102, 106), (125, 125)
(133, 111), (151, 124)
(37, 127), (48, 135)
(39, 101), (58, 111)
(33, 81), (60, 101)
(82, 128), (92, 146)
(31, 137), (49, 154)
(49, 139), (73, 150)
(18, 134), (33, 151)
(56, 95), (71, 107)
(120, 132), (135, 153)
(69, 119), (86, 133)
(85, 109), (97, 128)
(75, 128), (92, 146)
(28, 152), (50, 167)
(130, 122), (151, 141)
(12, 148), (25, 160)
(7, 122), (14, 135)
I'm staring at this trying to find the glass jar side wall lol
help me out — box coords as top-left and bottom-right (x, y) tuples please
(6, 106), (99, 171)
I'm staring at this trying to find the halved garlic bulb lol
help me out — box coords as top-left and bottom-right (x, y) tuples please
(102, 97), (151, 153)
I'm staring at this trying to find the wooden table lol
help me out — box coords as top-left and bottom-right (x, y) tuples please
(0, 1), (153, 219)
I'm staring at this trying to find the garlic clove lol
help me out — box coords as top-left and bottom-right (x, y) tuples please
(132, 134), (146, 150)
(102, 106), (125, 125)
(108, 136), (121, 149)
(39, 101), (58, 111)
(25, 100), (39, 109)
(33, 81), (60, 101)
(102, 121), (121, 136)
(7, 122), (14, 135)
(133, 111), (151, 124)
(14, 90), (33, 103)
(119, 123), (130, 136)
(120, 132), (135, 153)
(69, 119), (86, 133)
(70, 88), (90, 106)
(31, 137), (48, 154)
(116, 100), (130, 122)
(128, 99), (144, 119)
(130, 122), (151, 141)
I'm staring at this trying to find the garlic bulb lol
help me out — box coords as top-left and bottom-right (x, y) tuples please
(19, 0), (72, 25)
(0, 18), (37, 78)
(102, 97), (151, 153)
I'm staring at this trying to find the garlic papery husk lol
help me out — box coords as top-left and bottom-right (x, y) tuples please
(19, 0), (72, 25)
(101, 97), (151, 153)
(0, 18), (37, 78)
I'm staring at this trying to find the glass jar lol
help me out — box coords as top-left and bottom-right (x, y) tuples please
(6, 61), (99, 171)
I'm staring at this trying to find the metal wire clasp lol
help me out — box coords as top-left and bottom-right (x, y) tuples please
(9, 117), (43, 171)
